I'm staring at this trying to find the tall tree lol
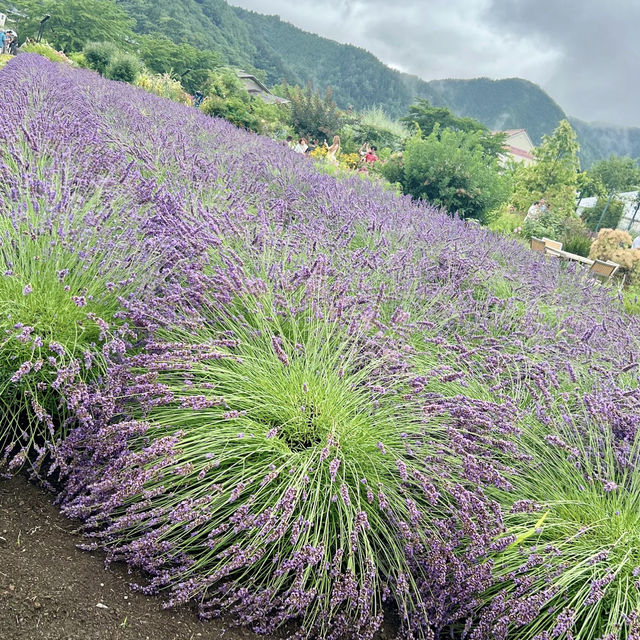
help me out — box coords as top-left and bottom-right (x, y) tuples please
(10, 0), (134, 51)
(391, 126), (508, 222)
(285, 83), (343, 141)
(582, 155), (640, 231)
(587, 155), (640, 194)
(510, 119), (580, 218)
(400, 99), (507, 158)
(136, 34), (222, 93)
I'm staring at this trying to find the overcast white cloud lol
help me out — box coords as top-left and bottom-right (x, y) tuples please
(229, 0), (638, 127)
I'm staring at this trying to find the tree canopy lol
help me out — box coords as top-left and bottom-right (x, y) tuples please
(587, 155), (640, 194)
(401, 99), (507, 158)
(388, 126), (508, 222)
(510, 120), (581, 218)
(282, 83), (343, 141)
(10, 0), (134, 51)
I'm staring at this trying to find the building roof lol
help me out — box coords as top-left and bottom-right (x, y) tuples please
(237, 72), (289, 104)
(505, 145), (534, 161)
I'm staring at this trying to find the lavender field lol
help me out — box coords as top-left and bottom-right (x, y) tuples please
(2, 55), (640, 640)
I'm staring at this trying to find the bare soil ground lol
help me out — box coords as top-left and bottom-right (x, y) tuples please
(0, 475), (257, 640)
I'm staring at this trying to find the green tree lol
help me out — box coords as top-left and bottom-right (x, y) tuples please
(10, 0), (134, 51)
(201, 68), (290, 135)
(341, 106), (409, 153)
(105, 52), (142, 83)
(576, 170), (605, 199)
(510, 119), (580, 218)
(582, 196), (625, 232)
(203, 68), (247, 100)
(135, 34), (223, 93)
(83, 41), (120, 75)
(284, 83), (343, 141)
(401, 99), (477, 135)
(579, 155), (640, 231)
(588, 155), (640, 193)
(400, 99), (507, 158)
(390, 126), (508, 221)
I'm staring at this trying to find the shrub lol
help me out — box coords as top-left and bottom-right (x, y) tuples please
(58, 297), (499, 639)
(0, 200), (150, 473)
(134, 70), (192, 105)
(201, 95), (259, 130)
(67, 52), (88, 68)
(480, 396), (640, 640)
(20, 41), (70, 64)
(285, 83), (344, 141)
(589, 228), (640, 283)
(521, 206), (566, 240)
(250, 100), (293, 138)
(561, 215), (593, 256)
(402, 128), (508, 221)
(378, 152), (404, 186)
(346, 107), (409, 152)
(487, 205), (524, 234)
(105, 52), (142, 83)
(562, 234), (592, 256)
(83, 41), (119, 75)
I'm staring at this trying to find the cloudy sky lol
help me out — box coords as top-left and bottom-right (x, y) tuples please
(229, 0), (638, 127)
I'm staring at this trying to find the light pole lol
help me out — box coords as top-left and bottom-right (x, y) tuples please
(36, 14), (50, 43)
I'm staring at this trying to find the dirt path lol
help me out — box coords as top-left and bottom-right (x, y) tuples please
(0, 475), (256, 640)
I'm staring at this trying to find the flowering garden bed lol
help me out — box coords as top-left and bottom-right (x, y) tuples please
(1, 55), (640, 640)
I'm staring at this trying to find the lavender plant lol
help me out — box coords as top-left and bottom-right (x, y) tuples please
(57, 295), (504, 639)
(476, 402), (640, 640)
(3, 54), (640, 640)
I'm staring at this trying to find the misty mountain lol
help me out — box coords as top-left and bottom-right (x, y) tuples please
(113, 0), (640, 167)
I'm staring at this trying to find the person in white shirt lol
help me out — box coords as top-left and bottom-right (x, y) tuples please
(293, 138), (308, 154)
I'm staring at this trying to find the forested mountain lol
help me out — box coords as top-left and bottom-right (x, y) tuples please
(425, 78), (566, 145)
(569, 118), (640, 168)
(232, 9), (442, 115)
(114, 0), (258, 67)
(14, 0), (638, 166)
(233, 6), (640, 167)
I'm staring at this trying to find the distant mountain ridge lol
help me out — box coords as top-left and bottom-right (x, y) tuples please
(114, 0), (640, 167)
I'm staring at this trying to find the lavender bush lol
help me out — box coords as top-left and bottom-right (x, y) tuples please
(2, 54), (640, 640)
(57, 295), (508, 639)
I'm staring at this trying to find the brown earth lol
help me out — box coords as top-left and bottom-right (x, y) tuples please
(0, 475), (258, 640)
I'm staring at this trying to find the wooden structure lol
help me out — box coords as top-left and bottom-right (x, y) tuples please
(530, 237), (546, 253)
(530, 236), (621, 282)
(541, 237), (562, 252)
(589, 259), (619, 282)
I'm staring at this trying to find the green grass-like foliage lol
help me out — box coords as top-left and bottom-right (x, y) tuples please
(65, 295), (481, 636)
(0, 185), (148, 472)
(483, 425), (640, 639)
(20, 42), (70, 64)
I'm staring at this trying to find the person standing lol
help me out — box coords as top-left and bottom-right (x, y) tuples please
(0, 30), (6, 55)
(324, 135), (340, 165)
(7, 30), (17, 55)
(524, 200), (541, 223)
